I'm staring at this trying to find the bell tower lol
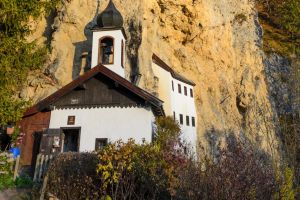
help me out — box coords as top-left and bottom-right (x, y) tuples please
(91, 0), (126, 78)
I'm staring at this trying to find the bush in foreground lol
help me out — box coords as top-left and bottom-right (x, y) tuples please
(45, 117), (297, 199)
(46, 153), (100, 199)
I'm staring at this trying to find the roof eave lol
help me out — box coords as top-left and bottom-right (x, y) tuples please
(152, 53), (196, 86)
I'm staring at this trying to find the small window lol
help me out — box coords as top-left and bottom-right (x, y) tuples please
(186, 116), (190, 126)
(99, 37), (114, 65)
(95, 138), (108, 151)
(173, 111), (176, 120)
(172, 81), (174, 91)
(190, 89), (194, 98)
(179, 114), (183, 125)
(184, 86), (187, 96)
(67, 116), (76, 125)
(178, 84), (182, 94)
(192, 117), (195, 127)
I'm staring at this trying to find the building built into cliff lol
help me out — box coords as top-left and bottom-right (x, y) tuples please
(19, 0), (197, 166)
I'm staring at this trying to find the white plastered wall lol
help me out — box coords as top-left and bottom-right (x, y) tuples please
(49, 107), (154, 152)
(171, 78), (197, 151)
(91, 30), (126, 78)
(152, 63), (173, 116)
(152, 62), (197, 151)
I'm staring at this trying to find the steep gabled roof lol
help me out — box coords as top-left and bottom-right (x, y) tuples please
(152, 54), (196, 86)
(24, 64), (164, 117)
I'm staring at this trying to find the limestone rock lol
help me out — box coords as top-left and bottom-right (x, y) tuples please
(22, 0), (282, 158)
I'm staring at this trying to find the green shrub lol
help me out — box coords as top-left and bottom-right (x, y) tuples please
(0, 152), (33, 191)
(274, 166), (299, 200)
(0, 152), (14, 191)
(15, 174), (33, 188)
(0, 174), (14, 191)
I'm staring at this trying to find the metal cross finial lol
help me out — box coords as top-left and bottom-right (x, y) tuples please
(96, 0), (100, 14)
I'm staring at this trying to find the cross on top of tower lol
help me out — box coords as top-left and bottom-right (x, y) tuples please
(96, 0), (123, 29)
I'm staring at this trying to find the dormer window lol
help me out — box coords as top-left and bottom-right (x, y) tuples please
(99, 37), (114, 65)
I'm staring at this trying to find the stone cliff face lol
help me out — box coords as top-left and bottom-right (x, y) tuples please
(23, 0), (281, 158)
(264, 54), (292, 116)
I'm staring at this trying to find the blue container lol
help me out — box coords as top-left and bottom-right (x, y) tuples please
(9, 147), (20, 159)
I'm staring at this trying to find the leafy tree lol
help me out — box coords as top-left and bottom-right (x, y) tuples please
(154, 116), (181, 150)
(0, 0), (59, 125)
(96, 117), (185, 200)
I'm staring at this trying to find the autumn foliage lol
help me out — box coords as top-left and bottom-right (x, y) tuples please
(45, 117), (298, 199)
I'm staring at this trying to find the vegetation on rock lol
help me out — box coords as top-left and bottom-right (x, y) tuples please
(256, 0), (300, 56)
(256, 0), (300, 188)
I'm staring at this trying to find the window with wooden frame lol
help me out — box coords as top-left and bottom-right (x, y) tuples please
(184, 86), (187, 96)
(99, 37), (114, 65)
(121, 40), (124, 68)
(95, 138), (108, 151)
(190, 88), (194, 98)
(179, 114), (183, 125)
(178, 84), (182, 94)
(186, 115), (190, 126)
(192, 117), (195, 127)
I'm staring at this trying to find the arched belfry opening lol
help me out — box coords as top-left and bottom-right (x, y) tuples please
(99, 37), (114, 65)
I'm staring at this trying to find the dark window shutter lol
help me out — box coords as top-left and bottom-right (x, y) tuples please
(190, 89), (194, 98)
(192, 117), (195, 127)
(180, 114), (183, 125)
(172, 81), (174, 91)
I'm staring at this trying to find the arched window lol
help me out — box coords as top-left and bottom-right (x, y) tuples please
(99, 37), (114, 65)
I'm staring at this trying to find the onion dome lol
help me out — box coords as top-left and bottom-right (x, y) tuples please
(96, 0), (123, 28)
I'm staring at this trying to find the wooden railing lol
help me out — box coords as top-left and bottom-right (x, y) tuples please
(33, 154), (54, 183)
